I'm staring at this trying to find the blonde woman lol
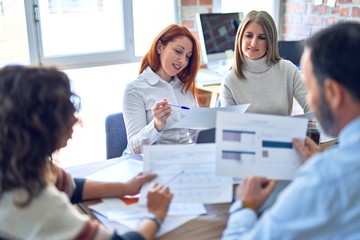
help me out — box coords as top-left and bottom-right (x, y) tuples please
(220, 10), (310, 115)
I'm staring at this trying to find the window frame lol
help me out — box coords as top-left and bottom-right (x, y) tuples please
(24, 0), (177, 69)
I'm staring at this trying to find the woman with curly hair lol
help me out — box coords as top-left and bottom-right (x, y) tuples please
(0, 65), (173, 240)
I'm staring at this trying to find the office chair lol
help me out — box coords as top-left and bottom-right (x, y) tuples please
(278, 40), (304, 68)
(196, 128), (216, 144)
(105, 112), (128, 159)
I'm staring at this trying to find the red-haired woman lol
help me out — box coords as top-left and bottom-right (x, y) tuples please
(123, 24), (201, 155)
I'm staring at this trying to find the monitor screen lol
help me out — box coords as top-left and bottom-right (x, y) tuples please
(196, 12), (241, 64)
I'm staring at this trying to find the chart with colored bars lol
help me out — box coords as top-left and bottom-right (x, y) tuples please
(216, 112), (308, 180)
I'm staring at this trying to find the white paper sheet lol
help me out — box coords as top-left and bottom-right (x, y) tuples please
(86, 158), (143, 182)
(90, 201), (199, 238)
(216, 112), (308, 180)
(91, 198), (207, 220)
(85, 158), (205, 238)
(139, 143), (233, 204)
(171, 104), (250, 129)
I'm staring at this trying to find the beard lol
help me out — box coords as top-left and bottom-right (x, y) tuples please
(314, 90), (337, 137)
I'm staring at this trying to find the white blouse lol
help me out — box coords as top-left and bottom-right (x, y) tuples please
(122, 67), (198, 154)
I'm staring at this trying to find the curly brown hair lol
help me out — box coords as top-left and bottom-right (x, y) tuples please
(0, 65), (80, 206)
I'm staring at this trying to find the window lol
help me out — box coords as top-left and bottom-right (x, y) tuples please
(0, 0), (30, 66)
(1, 0), (177, 69)
(132, 0), (176, 57)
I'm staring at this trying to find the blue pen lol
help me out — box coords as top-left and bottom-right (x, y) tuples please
(153, 100), (190, 110)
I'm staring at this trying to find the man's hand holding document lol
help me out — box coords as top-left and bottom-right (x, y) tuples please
(216, 112), (308, 180)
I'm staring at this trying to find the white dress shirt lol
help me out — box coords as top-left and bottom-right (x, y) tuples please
(122, 66), (198, 154)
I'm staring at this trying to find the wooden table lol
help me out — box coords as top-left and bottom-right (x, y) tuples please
(66, 157), (230, 240)
(196, 67), (222, 108)
(66, 136), (337, 239)
(197, 84), (221, 108)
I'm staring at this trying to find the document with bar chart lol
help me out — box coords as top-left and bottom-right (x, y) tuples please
(216, 112), (308, 180)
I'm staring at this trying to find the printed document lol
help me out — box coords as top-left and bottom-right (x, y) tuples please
(216, 112), (308, 180)
(89, 198), (206, 238)
(171, 104), (250, 129)
(85, 158), (204, 237)
(139, 143), (233, 204)
(86, 158), (143, 183)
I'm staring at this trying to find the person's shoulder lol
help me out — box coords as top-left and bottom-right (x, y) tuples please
(277, 59), (300, 71)
(300, 146), (357, 185)
(272, 59), (301, 77)
(5, 186), (71, 213)
(43, 185), (71, 202)
(125, 73), (149, 90)
(222, 69), (238, 83)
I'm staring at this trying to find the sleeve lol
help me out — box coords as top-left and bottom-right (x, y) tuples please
(54, 165), (76, 198)
(221, 201), (258, 240)
(235, 173), (342, 239)
(70, 178), (86, 204)
(220, 74), (237, 107)
(122, 83), (162, 154)
(53, 166), (85, 204)
(188, 128), (200, 142)
(292, 69), (311, 113)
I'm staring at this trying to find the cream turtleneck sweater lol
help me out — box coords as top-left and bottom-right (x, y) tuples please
(220, 56), (310, 116)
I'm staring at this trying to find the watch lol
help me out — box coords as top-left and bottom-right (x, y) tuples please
(144, 213), (162, 228)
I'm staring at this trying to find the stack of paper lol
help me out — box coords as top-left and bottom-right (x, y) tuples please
(89, 198), (206, 238)
(85, 158), (208, 237)
(140, 143), (233, 204)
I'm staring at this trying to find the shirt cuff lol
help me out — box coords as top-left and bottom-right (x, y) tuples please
(222, 201), (258, 239)
(70, 178), (86, 204)
(229, 200), (243, 214)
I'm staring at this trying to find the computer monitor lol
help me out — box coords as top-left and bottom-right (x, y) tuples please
(196, 12), (241, 65)
(278, 40), (304, 68)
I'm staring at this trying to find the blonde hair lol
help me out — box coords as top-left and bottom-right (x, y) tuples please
(233, 10), (281, 79)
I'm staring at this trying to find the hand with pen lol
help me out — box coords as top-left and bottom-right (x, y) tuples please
(135, 182), (172, 239)
(147, 183), (173, 222)
(152, 98), (172, 132)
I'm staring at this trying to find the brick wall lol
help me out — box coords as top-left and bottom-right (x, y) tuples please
(282, 0), (360, 40)
(178, 1), (214, 106)
(179, 0), (214, 39)
(178, 0), (360, 41)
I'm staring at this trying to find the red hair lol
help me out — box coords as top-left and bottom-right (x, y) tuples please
(139, 24), (200, 96)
